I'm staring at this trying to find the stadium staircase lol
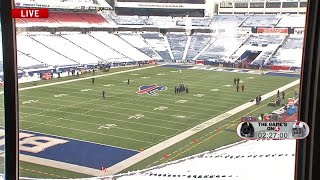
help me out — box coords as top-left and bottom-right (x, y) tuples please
(228, 34), (252, 59)
(192, 36), (218, 60)
(60, 35), (106, 61)
(265, 35), (289, 65)
(273, 17), (284, 27)
(28, 36), (80, 64)
(138, 34), (163, 60)
(163, 35), (175, 61)
(89, 34), (135, 61)
(18, 50), (45, 65)
(117, 34), (154, 60)
(182, 36), (192, 60)
(239, 15), (250, 27)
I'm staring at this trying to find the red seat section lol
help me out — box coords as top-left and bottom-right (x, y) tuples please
(22, 18), (57, 23)
(76, 12), (107, 24)
(49, 11), (87, 23)
(16, 18), (26, 23)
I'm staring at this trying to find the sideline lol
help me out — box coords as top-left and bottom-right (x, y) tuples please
(104, 79), (300, 175)
(0, 65), (159, 95)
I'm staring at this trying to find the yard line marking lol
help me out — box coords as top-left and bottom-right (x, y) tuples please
(21, 120), (154, 144)
(0, 65), (159, 95)
(18, 111), (180, 132)
(104, 79), (300, 175)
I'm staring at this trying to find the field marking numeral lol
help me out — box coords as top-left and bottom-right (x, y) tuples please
(175, 100), (188, 104)
(22, 100), (38, 104)
(194, 94), (205, 98)
(210, 89), (220, 92)
(173, 115), (187, 119)
(128, 114), (144, 119)
(54, 94), (68, 98)
(98, 124), (117, 130)
(81, 89), (92, 92)
(141, 77), (150, 79)
(156, 73), (165, 76)
(104, 84), (114, 87)
(154, 106), (168, 111)
(223, 84), (233, 87)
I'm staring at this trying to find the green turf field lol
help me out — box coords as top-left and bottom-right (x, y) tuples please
(0, 65), (299, 178)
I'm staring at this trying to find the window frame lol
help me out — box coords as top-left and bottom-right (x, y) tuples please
(0, 0), (20, 179)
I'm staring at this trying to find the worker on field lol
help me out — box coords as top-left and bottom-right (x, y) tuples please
(258, 94), (262, 102)
(277, 90), (280, 98)
(186, 85), (189, 93)
(241, 84), (245, 92)
(282, 91), (286, 99)
(127, 79), (130, 86)
(234, 77), (237, 85)
(92, 77), (95, 84)
(236, 84), (239, 92)
(102, 91), (106, 98)
(175, 86), (177, 94)
(237, 78), (240, 84)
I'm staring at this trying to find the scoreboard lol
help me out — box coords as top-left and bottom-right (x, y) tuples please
(237, 116), (309, 140)
(114, 0), (206, 17)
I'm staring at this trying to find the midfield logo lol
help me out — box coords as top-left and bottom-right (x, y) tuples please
(136, 85), (167, 96)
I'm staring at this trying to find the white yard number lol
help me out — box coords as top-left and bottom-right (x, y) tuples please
(223, 84), (233, 87)
(173, 115), (187, 119)
(141, 77), (150, 79)
(129, 114), (144, 119)
(98, 124), (117, 130)
(194, 94), (205, 98)
(81, 89), (92, 92)
(239, 80), (245, 83)
(22, 100), (38, 104)
(175, 100), (188, 104)
(154, 106), (168, 111)
(54, 94), (68, 98)
(156, 73), (165, 76)
(104, 84), (114, 87)
(210, 89), (220, 92)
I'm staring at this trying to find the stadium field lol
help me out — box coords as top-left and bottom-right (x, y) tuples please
(0, 65), (299, 178)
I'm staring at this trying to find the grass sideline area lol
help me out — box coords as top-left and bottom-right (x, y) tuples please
(0, 66), (298, 178)
(121, 85), (299, 173)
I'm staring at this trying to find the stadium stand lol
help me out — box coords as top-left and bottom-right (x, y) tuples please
(30, 34), (101, 64)
(270, 35), (303, 67)
(198, 34), (247, 62)
(145, 17), (177, 27)
(17, 34), (79, 66)
(118, 33), (163, 60)
(241, 15), (282, 27)
(61, 33), (127, 61)
(176, 17), (211, 27)
(77, 12), (108, 24)
(90, 32), (152, 61)
(141, 32), (172, 60)
(186, 33), (212, 60)
(210, 15), (247, 28)
(167, 32), (188, 60)
(17, 51), (45, 68)
(276, 15), (306, 28)
(110, 15), (146, 25)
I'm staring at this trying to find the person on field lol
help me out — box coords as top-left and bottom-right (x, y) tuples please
(282, 91), (285, 99)
(241, 84), (245, 92)
(92, 77), (95, 84)
(236, 84), (239, 92)
(102, 91), (106, 98)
